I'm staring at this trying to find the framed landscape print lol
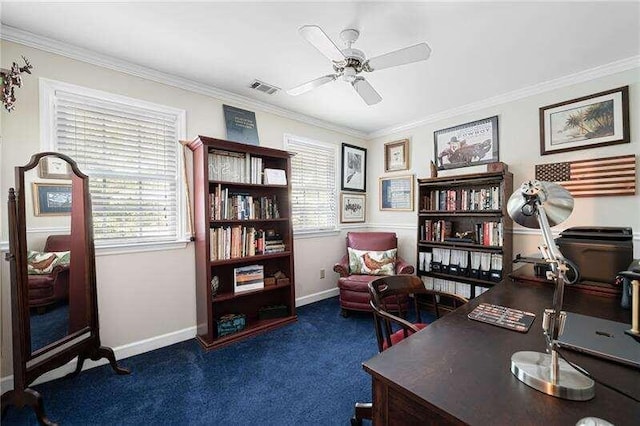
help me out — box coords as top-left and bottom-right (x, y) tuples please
(340, 192), (366, 223)
(341, 143), (366, 192)
(384, 139), (409, 172)
(32, 183), (72, 216)
(539, 86), (629, 155)
(379, 175), (414, 211)
(434, 116), (499, 171)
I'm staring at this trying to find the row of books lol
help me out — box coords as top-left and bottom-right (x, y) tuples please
(419, 220), (503, 246)
(208, 149), (268, 184)
(419, 248), (504, 281)
(210, 184), (280, 220)
(420, 276), (490, 299)
(422, 186), (501, 211)
(209, 226), (286, 260)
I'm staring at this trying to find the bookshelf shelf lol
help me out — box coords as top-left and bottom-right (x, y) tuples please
(189, 136), (297, 350)
(416, 169), (513, 300)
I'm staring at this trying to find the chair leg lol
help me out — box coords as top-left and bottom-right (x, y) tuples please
(351, 402), (372, 425)
(341, 308), (350, 318)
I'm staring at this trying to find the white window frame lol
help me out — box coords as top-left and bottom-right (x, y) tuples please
(39, 78), (188, 252)
(284, 133), (340, 238)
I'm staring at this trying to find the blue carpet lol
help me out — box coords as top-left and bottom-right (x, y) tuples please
(30, 303), (69, 352)
(3, 297), (386, 425)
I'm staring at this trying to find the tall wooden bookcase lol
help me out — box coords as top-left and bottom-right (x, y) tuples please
(416, 170), (513, 299)
(188, 136), (296, 350)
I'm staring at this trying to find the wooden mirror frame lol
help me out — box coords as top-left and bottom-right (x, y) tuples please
(1, 152), (129, 425)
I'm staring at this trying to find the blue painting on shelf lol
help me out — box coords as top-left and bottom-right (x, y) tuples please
(223, 104), (259, 145)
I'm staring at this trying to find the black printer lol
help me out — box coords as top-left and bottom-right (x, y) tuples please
(555, 227), (633, 284)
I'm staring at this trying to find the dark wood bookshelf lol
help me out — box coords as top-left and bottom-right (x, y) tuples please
(416, 169), (513, 298)
(189, 136), (297, 350)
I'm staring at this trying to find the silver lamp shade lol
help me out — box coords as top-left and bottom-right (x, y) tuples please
(507, 181), (574, 229)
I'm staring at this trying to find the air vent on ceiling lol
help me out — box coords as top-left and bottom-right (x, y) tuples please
(250, 79), (280, 95)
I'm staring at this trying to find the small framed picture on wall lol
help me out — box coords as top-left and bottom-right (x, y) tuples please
(379, 175), (414, 211)
(341, 143), (367, 192)
(340, 192), (366, 223)
(384, 139), (409, 172)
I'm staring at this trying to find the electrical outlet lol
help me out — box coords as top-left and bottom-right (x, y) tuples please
(320, 268), (325, 279)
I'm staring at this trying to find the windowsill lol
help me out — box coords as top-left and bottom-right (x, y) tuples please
(95, 239), (192, 256)
(293, 229), (341, 240)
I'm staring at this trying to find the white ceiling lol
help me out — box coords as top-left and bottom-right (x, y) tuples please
(1, 2), (639, 135)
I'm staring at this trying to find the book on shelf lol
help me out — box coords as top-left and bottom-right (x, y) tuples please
(209, 226), (286, 260)
(426, 186), (501, 211)
(234, 264), (264, 293)
(210, 184), (280, 220)
(208, 149), (264, 184)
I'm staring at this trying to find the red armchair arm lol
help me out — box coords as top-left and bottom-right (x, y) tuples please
(333, 254), (350, 277)
(396, 258), (414, 275)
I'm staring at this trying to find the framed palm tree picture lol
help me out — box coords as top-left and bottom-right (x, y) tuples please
(540, 86), (629, 155)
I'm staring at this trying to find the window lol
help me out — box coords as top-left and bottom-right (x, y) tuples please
(41, 79), (186, 246)
(285, 134), (337, 233)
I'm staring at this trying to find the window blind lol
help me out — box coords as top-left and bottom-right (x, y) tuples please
(53, 89), (181, 244)
(286, 136), (337, 232)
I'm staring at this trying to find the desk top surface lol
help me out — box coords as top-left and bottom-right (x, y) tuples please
(363, 275), (640, 425)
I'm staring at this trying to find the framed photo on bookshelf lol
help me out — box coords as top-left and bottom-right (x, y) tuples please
(340, 192), (366, 223)
(234, 264), (264, 293)
(341, 143), (366, 192)
(539, 86), (629, 155)
(434, 116), (499, 171)
(384, 139), (409, 172)
(379, 175), (414, 211)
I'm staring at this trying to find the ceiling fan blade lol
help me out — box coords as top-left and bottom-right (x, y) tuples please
(287, 74), (337, 96)
(352, 77), (382, 106)
(367, 43), (431, 71)
(299, 25), (345, 63)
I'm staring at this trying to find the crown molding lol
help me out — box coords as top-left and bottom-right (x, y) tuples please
(368, 55), (640, 139)
(0, 25), (368, 140)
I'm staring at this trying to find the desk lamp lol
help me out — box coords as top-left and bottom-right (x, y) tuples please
(507, 180), (595, 401)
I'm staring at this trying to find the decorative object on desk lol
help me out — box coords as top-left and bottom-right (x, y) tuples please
(217, 313), (246, 337)
(263, 168), (287, 185)
(340, 192), (366, 223)
(223, 104), (259, 145)
(341, 143), (367, 192)
(233, 264), (264, 293)
(468, 303), (536, 333)
(384, 139), (409, 172)
(535, 154), (636, 197)
(434, 116), (499, 170)
(32, 183), (72, 216)
(1, 55), (33, 112)
(210, 276), (220, 297)
(507, 179), (595, 401)
(539, 86), (629, 155)
(379, 175), (414, 211)
(429, 160), (438, 178)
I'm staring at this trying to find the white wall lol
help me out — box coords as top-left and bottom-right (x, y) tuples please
(368, 68), (640, 265)
(0, 40), (366, 378)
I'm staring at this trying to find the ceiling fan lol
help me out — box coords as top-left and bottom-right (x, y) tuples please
(287, 25), (431, 106)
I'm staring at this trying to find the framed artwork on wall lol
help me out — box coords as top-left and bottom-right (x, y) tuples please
(539, 86), (630, 155)
(38, 156), (72, 179)
(384, 139), (409, 172)
(434, 116), (499, 171)
(340, 192), (366, 223)
(341, 143), (367, 192)
(32, 183), (72, 216)
(379, 175), (414, 211)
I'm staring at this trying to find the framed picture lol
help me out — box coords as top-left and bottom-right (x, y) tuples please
(32, 183), (72, 216)
(341, 143), (367, 192)
(434, 116), (499, 171)
(539, 86), (630, 155)
(379, 175), (414, 211)
(38, 156), (72, 179)
(340, 192), (366, 223)
(223, 104), (259, 146)
(384, 139), (409, 172)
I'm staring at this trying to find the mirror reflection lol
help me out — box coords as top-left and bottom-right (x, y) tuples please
(24, 154), (89, 354)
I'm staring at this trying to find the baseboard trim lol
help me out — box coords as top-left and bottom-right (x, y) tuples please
(0, 326), (196, 391)
(296, 287), (339, 307)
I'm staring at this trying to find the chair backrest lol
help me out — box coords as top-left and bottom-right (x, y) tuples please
(369, 275), (469, 352)
(44, 235), (71, 252)
(346, 232), (397, 251)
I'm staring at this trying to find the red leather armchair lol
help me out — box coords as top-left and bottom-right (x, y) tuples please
(333, 232), (414, 317)
(28, 235), (70, 311)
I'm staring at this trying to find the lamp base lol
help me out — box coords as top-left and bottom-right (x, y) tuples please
(511, 351), (595, 401)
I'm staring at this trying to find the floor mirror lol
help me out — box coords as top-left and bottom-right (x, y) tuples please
(1, 152), (129, 425)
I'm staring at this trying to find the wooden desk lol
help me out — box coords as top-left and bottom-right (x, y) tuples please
(362, 276), (640, 425)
